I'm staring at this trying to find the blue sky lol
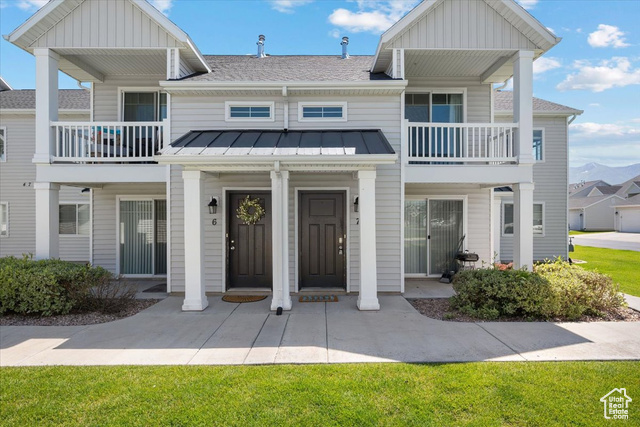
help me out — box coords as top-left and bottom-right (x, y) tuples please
(1, 0), (639, 167)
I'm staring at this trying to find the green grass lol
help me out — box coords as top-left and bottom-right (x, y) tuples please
(569, 230), (612, 235)
(572, 245), (640, 296)
(1, 363), (638, 426)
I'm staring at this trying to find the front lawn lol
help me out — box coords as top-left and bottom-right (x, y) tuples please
(572, 245), (640, 297)
(569, 230), (611, 235)
(1, 363), (638, 425)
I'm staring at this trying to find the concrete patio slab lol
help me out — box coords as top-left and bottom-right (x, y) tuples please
(2, 295), (639, 366)
(403, 279), (456, 298)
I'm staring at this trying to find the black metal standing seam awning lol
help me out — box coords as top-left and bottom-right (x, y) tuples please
(159, 129), (395, 157)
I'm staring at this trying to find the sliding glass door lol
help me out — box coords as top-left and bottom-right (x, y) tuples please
(119, 199), (166, 276)
(404, 198), (465, 276)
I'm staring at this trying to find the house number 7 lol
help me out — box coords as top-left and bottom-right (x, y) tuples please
(356, 218), (359, 225)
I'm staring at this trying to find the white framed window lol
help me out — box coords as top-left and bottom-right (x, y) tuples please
(59, 203), (90, 235)
(298, 102), (347, 122)
(533, 128), (544, 162)
(225, 101), (274, 122)
(0, 203), (8, 236)
(405, 90), (467, 123)
(119, 89), (167, 122)
(0, 126), (6, 162)
(502, 202), (545, 236)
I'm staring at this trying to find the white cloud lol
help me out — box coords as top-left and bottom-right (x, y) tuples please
(328, 29), (341, 39)
(569, 122), (640, 166)
(588, 24), (630, 48)
(570, 122), (640, 137)
(533, 57), (561, 75)
(15, 0), (47, 11)
(149, 0), (173, 15)
(516, 0), (538, 10)
(328, 1), (419, 34)
(270, 0), (313, 14)
(557, 57), (640, 92)
(588, 103), (600, 107)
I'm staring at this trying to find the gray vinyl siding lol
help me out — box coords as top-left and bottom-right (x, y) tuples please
(404, 184), (493, 268)
(496, 115), (569, 261)
(33, 0), (181, 49)
(169, 94), (402, 293)
(0, 113), (90, 260)
(93, 76), (165, 121)
(389, 0), (537, 50)
(91, 183), (166, 274)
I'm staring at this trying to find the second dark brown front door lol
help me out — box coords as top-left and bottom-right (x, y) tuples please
(227, 192), (272, 289)
(299, 191), (346, 288)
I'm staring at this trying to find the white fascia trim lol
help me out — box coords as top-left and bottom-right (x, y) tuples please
(5, 0), (63, 44)
(498, 0), (561, 47)
(159, 80), (408, 91)
(495, 110), (584, 117)
(156, 154), (398, 166)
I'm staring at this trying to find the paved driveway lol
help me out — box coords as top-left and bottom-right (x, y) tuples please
(572, 232), (640, 251)
(2, 296), (639, 366)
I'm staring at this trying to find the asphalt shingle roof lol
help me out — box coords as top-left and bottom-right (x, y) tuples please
(614, 194), (640, 207)
(495, 91), (582, 114)
(0, 89), (89, 110)
(595, 185), (622, 195)
(180, 55), (391, 82)
(569, 194), (620, 209)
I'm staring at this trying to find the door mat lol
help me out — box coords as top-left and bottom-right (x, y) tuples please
(222, 295), (267, 303)
(299, 295), (339, 303)
(143, 283), (167, 293)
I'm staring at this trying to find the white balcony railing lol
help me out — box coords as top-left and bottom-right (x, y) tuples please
(52, 120), (169, 163)
(406, 122), (518, 164)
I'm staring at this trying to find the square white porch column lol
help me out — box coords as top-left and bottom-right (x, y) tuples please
(34, 182), (60, 259)
(182, 170), (208, 311)
(34, 48), (59, 164)
(513, 182), (534, 271)
(513, 50), (534, 165)
(357, 170), (380, 310)
(270, 171), (292, 311)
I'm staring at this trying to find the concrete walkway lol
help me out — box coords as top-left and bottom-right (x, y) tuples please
(572, 232), (640, 251)
(2, 296), (639, 366)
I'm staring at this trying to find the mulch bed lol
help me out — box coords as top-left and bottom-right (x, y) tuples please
(408, 298), (640, 323)
(0, 299), (160, 326)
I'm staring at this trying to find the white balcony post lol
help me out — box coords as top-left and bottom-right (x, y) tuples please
(513, 182), (534, 271)
(270, 170), (292, 311)
(162, 118), (171, 150)
(33, 48), (59, 164)
(182, 170), (208, 311)
(357, 170), (380, 310)
(513, 50), (534, 165)
(34, 182), (60, 259)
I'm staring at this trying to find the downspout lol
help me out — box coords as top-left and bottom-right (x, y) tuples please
(491, 79), (510, 124)
(77, 80), (90, 91)
(568, 114), (578, 125)
(282, 86), (289, 131)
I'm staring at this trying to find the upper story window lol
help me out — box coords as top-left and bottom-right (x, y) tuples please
(59, 203), (90, 236)
(533, 129), (544, 161)
(225, 101), (274, 122)
(122, 91), (167, 122)
(405, 92), (464, 123)
(0, 127), (6, 162)
(503, 203), (544, 236)
(0, 203), (7, 236)
(298, 102), (347, 122)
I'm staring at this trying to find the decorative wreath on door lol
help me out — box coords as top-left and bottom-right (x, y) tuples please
(236, 195), (265, 225)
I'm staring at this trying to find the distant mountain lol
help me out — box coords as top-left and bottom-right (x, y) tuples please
(570, 163), (640, 185)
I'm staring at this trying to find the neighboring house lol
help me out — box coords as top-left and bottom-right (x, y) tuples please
(614, 195), (640, 233)
(0, 86), (91, 261)
(568, 180), (609, 198)
(587, 185), (621, 197)
(493, 92), (582, 262)
(4, 0), (578, 312)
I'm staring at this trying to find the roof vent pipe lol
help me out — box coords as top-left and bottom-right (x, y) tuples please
(257, 34), (266, 58)
(341, 36), (349, 59)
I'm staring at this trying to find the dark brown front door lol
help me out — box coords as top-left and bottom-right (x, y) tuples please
(227, 192), (272, 288)
(299, 192), (346, 288)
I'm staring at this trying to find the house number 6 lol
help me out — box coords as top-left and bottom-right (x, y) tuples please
(212, 219), (217, 226)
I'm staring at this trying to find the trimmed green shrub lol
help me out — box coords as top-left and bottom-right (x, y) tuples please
(451, 268), (556, 320)
(0, 256), (113, 316)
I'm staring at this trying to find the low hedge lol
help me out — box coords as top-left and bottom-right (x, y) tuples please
(0, 256), (113, 316)
(451, 259), (625, 320)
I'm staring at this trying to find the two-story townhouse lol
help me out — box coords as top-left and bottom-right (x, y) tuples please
(4, 0), (580, 312)
(0, 86), (91, 261)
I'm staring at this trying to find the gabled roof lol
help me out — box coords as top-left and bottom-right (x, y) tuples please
(0, 77), (12, 92)
(495, 91), (582, 116)
(0, 89), (89, 110)
(613, 194), (640, 208)
(569, 180), (609, 196)
(592, 185), (622, 195)
(569, 194), (623, 210)
(181, 55), (390, 82)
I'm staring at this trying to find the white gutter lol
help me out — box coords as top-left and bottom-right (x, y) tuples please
(159, 80), (408, 91)
(155, 154), (398, 166)
(568, 114), (578, 124)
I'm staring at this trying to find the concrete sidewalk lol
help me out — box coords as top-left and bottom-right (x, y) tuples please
(2, 296), (639, 366)
(572, 232), (640, 251)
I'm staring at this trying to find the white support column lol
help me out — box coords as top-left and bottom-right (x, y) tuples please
(357, 170), (380, 310)
(33, 48), (59, 164)
(182, 170), (208, 311)
(513, 50), (534, 165)
(270, 170), (292, 311)
(34, 182), (60, 259)
(513, 182), (534, 271)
